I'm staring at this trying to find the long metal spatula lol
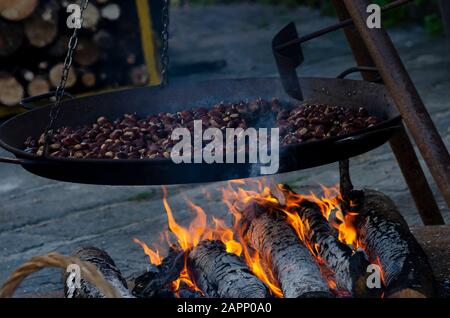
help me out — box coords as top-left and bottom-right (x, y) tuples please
(272, 0), (412, 101)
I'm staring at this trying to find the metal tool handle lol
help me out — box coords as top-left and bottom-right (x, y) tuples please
(336, 66), (380, 80)
(0, 156), (29, 165)
(20, 91), (75, 110)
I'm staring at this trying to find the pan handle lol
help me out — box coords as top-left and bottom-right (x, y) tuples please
(336, 66), (380, 80)
(334, 126), (401, 146)
(0, 156), (29, 165)
(20, 91), (74, 110)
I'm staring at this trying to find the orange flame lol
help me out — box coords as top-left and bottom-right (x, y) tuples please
(134, 180), (360, 297)
(133, 238), (162, 265)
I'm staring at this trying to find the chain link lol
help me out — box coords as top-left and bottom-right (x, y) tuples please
(43, 0), (89, 156)
(160, 0), (170, 86)
(44, 0), (168, 155)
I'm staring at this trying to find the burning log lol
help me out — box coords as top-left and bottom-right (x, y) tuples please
(241, 200), (333, 298)
(288, 196), (374, 297)
(187, 240), (270, 298)
(132, 244), (185, 298)
(63, 247), (133, 298)
(356, 190), (437, 298)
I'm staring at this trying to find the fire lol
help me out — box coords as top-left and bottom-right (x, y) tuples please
(134, 180), (360, 297)
(280, 184), (360, 249)
(133, 238), (162, 265)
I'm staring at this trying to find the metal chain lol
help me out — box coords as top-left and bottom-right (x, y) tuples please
(160, 0), (170, 86)
(43, 0), (89, 156)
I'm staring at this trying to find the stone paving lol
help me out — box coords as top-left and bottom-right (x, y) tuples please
(0, 4), (449, 296)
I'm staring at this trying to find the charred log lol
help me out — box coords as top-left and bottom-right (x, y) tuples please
(289, 196), (376, 297)
(132, 245), (185, 298)
(241, 200), (333, 298)
(63, 246), (133, 298)
(177, 281), (204, 298)
(187, 240), (270, 298)
(356, 190), (437, 298)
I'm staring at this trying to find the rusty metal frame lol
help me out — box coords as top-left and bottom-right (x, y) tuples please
(332, 0), (448, 225)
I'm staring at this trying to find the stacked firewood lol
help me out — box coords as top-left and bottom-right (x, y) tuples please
(0, 0), (152, 107)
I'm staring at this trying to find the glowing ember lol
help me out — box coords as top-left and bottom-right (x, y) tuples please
(134, 179), (360, 298)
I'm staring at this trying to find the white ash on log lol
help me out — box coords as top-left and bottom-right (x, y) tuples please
(0, 73), (24, 106)
(0, 0), (38, 21)
(187, 240), (271, 298)
(240, 200), (333, 298)
(63, 247), (133, 298)
(356, 190), (437, 298)
(287, 194), (375, 297)
(0, 20), (24, 57)
(132, 245), (185, 298)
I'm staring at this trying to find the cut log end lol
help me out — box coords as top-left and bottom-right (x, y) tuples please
(27, 77), (50, 96)
(75, 39), (100, 67)
(24, 15), (58, 48)
(0, 74), (24, 106)
(0, 0), (38, 21)
(49, 64), (77, 88)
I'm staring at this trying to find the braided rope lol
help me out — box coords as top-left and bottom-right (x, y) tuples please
(0, 252), (122, 298)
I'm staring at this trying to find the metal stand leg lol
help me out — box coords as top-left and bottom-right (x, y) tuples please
(332, 0), (445, 225)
